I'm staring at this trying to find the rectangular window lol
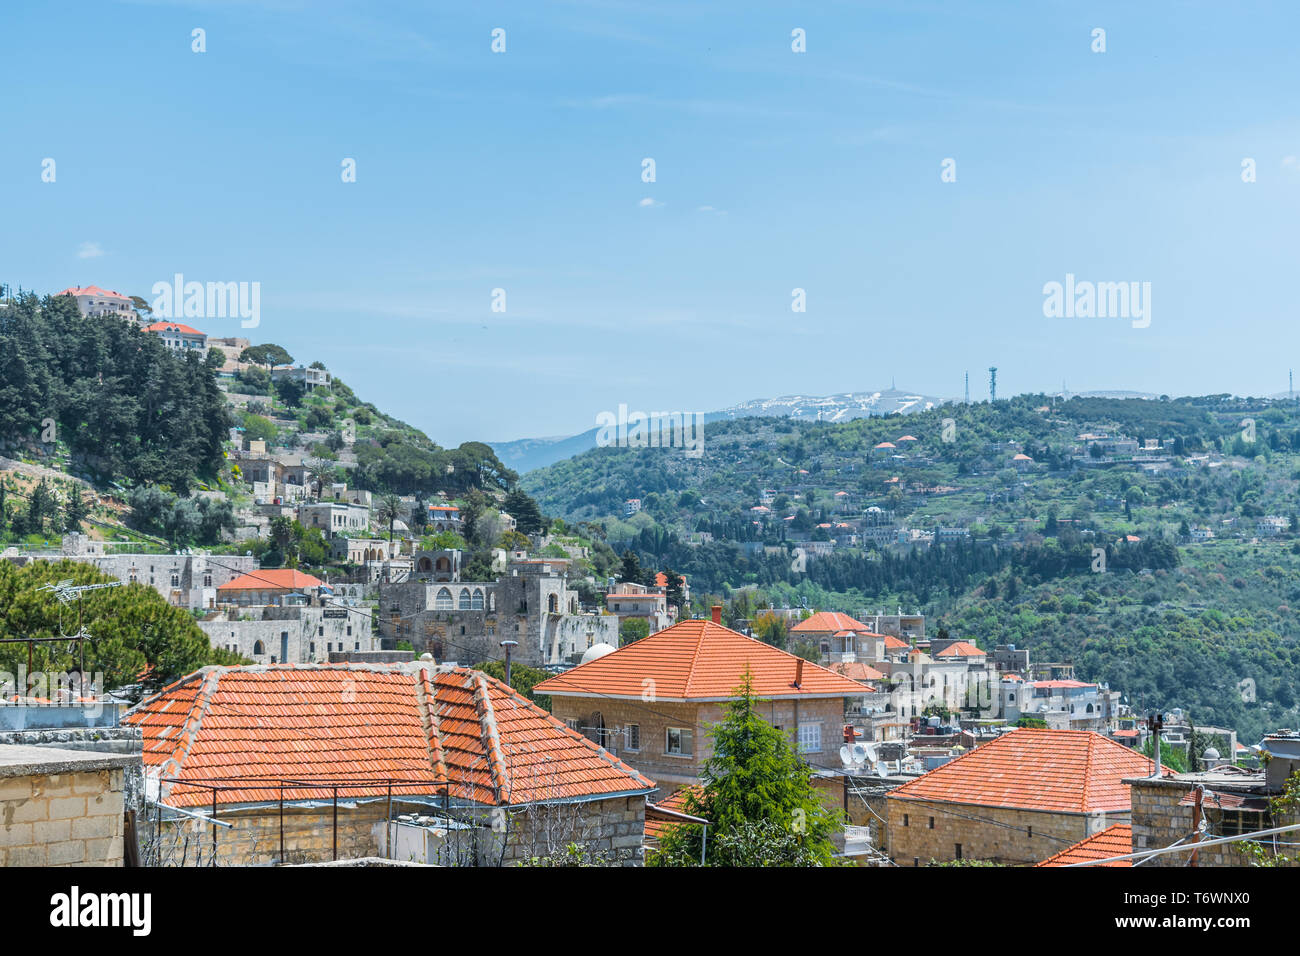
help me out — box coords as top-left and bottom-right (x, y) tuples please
(928, 817), (935, 829)
(798, 721), (822, 754)
(624, 724), (641, 752)
(903, 814), (909, 828)
(665, 726), (694, 756)
(955, 844), (963, 860)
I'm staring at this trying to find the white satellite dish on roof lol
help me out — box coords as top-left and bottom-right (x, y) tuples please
(839, 745), (854, 768)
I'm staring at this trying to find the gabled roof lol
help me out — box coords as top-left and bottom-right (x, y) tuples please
(828, 661), (886, 685)
(58, 285), (129, 299)
(1036, 824), (1132, 867)
(533, 619), (869, 702)
(935, 641), (986, 658)
(124, 664), (654, 809)
(887, 728), (1166, 815)
(141, 321), (205, 335)
(790, 611), (870, 633)
(217, 569), (323, 591)
(881, 634), (910, 650)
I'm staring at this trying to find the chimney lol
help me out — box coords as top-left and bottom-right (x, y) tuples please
(794, 658), (804, 688)
(711, 605), (722, 625)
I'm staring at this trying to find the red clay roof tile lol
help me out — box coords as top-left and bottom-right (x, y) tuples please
(125, 663), (654, 809)
(888, 728), (1167, 815)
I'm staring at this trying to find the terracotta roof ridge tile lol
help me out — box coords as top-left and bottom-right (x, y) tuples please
(416, 667), (449, 788)
(158, 669), (222, 786)
(471, 670), (510, 805)
(681, 620), (710, 698)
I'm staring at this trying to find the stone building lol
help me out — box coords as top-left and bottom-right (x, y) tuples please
(886, 727), (1164, 865)
(199, 601), (377, 663)
(535, 610), (870, 797)
(124, 662), (655, 866)
(1125, 731), (1300, 868)
(379, 551), (616, 667)
(4, 534), (257, 611)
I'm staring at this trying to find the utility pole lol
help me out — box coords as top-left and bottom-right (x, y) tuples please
(1147, 712), (1164, 779)
(499, 639), (518, 686)
(1189, 784), (1205, 867)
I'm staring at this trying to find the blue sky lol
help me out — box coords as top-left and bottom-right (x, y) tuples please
(3, 1), (1299, 445)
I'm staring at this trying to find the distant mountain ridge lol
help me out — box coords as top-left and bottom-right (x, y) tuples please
(490, 386), (955, 474)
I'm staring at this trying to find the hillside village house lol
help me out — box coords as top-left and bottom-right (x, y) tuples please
(141, 320), (207, 354)
(380, 550), (616, 668)
(271, 364), (331, 389)
(125, 663), (655, 865)
(216, 568), (324, 607)
(605, 582), (674, 634)
(886, 728), (1164, 865)
(533, 609), (870, 796)
(57, 284), (135, 320)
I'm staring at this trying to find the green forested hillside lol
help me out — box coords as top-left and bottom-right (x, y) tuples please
(524, 394), (1300, 741)
(0, 292), (228, 491)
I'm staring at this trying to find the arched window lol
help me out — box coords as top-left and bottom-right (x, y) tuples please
(548, 594), (559, 614)
(417, 556), (432, 573)
(436, 557), (450, 573)
(471, 588), (484, 610)
(253, 640), (265, 656)
(1086, 703), (1094, 713)
(435, 587), (453, 610)
(459, 589), (472, 610)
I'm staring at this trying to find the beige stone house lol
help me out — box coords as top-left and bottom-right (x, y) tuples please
(534, 609), (871, 796)
(886, 727), (1164, 865)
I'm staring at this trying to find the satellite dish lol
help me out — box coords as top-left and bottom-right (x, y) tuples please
(839, 745), (853, 768)
(852, 743), (870, 766)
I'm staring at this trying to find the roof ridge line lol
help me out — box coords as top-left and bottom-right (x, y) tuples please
(682, 620), (710, 698)
(417, 667), (449, 788)
(157, 668), (222, 787)
(470, 671), (510, 805)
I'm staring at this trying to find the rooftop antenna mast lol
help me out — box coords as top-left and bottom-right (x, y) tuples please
(964, 371), (969, 405)
(988, 367), (997, 403)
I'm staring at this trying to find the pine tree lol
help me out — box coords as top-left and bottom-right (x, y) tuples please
(649, 668), (842, 866)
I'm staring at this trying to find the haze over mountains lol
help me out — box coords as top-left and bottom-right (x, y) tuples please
(489, 385), (1162, 474)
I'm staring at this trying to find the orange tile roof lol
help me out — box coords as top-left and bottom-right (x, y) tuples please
(935, 641), (986, 658)
(533, 619), (870, 702)
(881, 634), (910, 649)
(58, 285), (129, 299)
(217, 568), (324, 591)
(828, 661), (886, 684)
(142, 321), (205, 335)
(124, 664), (654, 809)
(791, 611), (871, 633)
(1036, 824), (1132, 867)
(644, 785), (706, 841)
(887, 728), (1167, 815)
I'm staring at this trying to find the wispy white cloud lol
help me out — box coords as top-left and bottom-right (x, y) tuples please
(638, 197), (663, 208)
(77, 242), (105, 259)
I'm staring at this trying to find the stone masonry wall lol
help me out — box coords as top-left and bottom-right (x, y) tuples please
(886, 797), (1119, 865)
(0, 767), (125, 866)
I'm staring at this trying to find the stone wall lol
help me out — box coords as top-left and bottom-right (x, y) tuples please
(0, 727), (143, 811)
(1128, 777), (1298, 868)
(146, 793), (648, 866)
(885, 796), (1119, 865)
(0, 746), (132, 866)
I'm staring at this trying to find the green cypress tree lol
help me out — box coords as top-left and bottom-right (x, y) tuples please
(649, 667), (842, 866)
